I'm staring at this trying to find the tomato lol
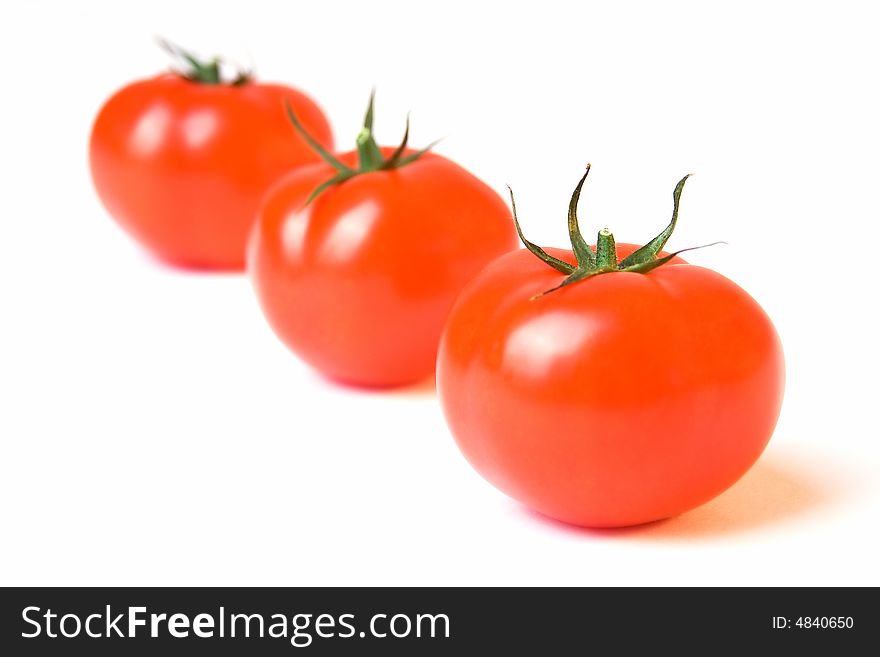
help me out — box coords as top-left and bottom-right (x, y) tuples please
(89, 43), (333, 270)
(248, 94), (518, 387)
(437, 169), (785, 527)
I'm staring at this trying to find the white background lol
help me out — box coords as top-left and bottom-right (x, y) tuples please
(1, 0), (877, 586)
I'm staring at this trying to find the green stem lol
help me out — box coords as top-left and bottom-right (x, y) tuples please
(356, 128), (384, 170)
(595, 228), (617, 270)
(199, 59), (221, 84)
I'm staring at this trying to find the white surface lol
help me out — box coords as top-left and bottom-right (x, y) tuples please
(1, 0), (877, 586)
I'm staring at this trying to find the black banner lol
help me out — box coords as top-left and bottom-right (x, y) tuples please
(0, 587), (870, 654)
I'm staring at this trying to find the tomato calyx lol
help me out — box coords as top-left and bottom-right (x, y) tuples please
(510, 165), (721, 298)
(158, 38), (251, 86)
(285, 90), (440, 203)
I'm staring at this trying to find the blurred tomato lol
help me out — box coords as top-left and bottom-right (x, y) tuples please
(89, 47), (333, 269)
(248, 95), (519, 386)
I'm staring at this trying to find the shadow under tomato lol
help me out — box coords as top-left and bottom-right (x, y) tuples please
(314, 370), (437, 397)
(517, 445), (852, 541)
(389, 375), (437, 397)
(135, 246), (247, 275)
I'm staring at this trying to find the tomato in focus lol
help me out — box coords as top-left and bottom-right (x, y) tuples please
(436, 170), (785, 527)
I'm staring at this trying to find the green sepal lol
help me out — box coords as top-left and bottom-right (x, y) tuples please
(619, 241), (724, 275)
(618, 174), (691, 269)
(285, 102), (353, 174)
(157, 38), (251, 86)
(304, 171), (358, 206)
(379, 113), (411, 170)
(388, 139), (442, 168)
(530, 268), (594, 299)
(285, 91), (439, 204)
(508, 187), (576, 275)
(567, 166), (596, 270)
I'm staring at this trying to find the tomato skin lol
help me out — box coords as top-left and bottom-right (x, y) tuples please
(437, 247), (784, 527)
(248, 148), (519, 387)
(89, 74), (333, 269)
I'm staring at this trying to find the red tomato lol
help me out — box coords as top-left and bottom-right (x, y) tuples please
(89, 55), (332, 270)
(249, 144), (518, 387)
(436, 172), (784, 527)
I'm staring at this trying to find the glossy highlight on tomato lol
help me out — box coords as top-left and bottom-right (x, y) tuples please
(248, 95), (519, 387)
(89, 45), (333, 270)
(437, 170), (785, 528)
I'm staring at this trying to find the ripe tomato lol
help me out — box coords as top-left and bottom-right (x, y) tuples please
(437, 169), (785, 527)
(89, 44), (333, 270)
(248, 95), (518, 387)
